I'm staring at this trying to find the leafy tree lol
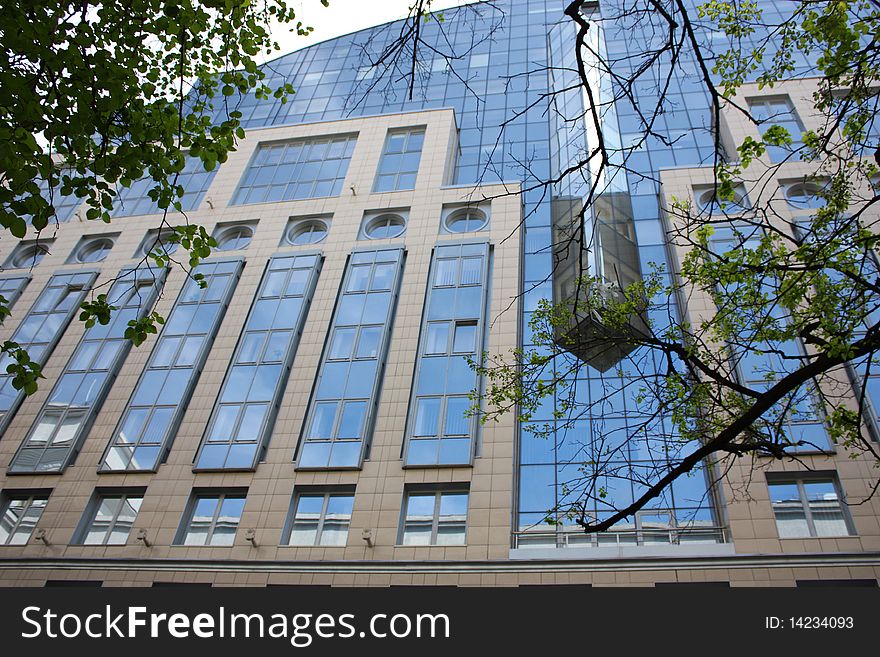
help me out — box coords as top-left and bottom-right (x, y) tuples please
(470, 0), (880, 536)
(0, 0), (325, 395)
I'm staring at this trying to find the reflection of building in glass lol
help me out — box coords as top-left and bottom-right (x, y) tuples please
(0, 0), (878, 587)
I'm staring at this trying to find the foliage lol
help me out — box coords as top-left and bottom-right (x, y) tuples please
(0, 1), (321, 391)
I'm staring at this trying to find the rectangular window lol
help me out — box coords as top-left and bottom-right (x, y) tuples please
(77, 490), (144, 545)
(0, 491), (50, 545)
(0, 271), (98, 436)
(373, 127), (425, 192)
(176, 490), (246, 546)
(100, 260), (242, 472)
(297, 248), (404, 469)
(747, 96), (805, 162)
(793, 219), (880, 445)
(18, 173), (81, 225)
(9, 268), (165, 473)
(399, 488), (468, 546)
(285, 489), (355, 546)
(232, 134), (357, 205)
(112, 155), (217, 217)
(194, 254), (322, 470)
(767, 475), (854, 538)
(404, 243), (490, 466)
(0, 275), (30, 309)
(709, 226), (831, 452)
(832, 89), (880, 158)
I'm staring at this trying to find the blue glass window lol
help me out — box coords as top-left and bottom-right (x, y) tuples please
(100, 260), (242, 472)
(374, 127), (425, 192)
(0, 271), (98, 436)
(232, 135), (357, 204)
(9, 268), (165, 473)
(297, 248), (404, 468)
(194, 254), (322, 470)
(113, 155), (217, 217)
(404, 243), (490, 466)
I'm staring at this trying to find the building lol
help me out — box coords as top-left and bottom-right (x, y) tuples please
(0, 0), (878, 587)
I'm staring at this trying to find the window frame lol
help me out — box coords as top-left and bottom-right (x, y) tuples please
(403, 242), (490, 467)
(212, 223), (255, 252)
(74, 488), (146, 546)
(99, 259), (243, 473)
(398, 487), (469, 546)
(283, 487), (356, 547)
(747, 95), (806, 163)
(766, 473), (855, 538)
(362, 212), (407, 240)
(373, 126), (426, 193)
(0, 490), (51, 546)
(286, 217), (330, 246)
(5, 240), (53, 269)
(232, 134), (358, 205)
(175, 489), (248, 547)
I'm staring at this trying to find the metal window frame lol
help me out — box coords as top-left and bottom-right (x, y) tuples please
(746, 95), (806, 160)
(0, 274), (31, 310)
(283, 486), (356, 546)
(73, 487), (147, 546)
(402, 241), (491, 467)
(174, 488), (248, 546)
(99, 258), (244, 473)
(372, 126), (426, 193)
(9, 267), (166, 474)
(397, 486), (470, 546)
(193, 252), (323, 471)
(0, 270), (99, 437)
(767, 473), (856, 538)
(112, 154), (217, 218)
(709, 226), (833, 454)
(0, 489), (51, 546)
(295, 247), (405, 470)
(231, 133), (358, 206)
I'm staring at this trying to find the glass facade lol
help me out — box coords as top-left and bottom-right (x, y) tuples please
(0, 271), (98, 436)
(3, 0), (862, 561)
(100, 260), (242, 472)
(297, 248), (404, 468)
(9, 268), (166, 473)
(195, 253), (322, 470)
(404, 242), (489, 466)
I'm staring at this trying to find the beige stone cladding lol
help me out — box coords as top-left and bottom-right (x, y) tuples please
(0, 107), (521, 580)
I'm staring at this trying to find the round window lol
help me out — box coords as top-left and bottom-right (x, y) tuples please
(215, 225), (254, 251)
(698, 188), (748, 214)
(364, 213), (405, 239)
(287, 220), (328, 245)
(11, 243), (50, 269)
(784, 182), (825, 210)
(142, 231), (179, 257)
(445, 208), (488, 233)
(75, 237), (114, 263)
